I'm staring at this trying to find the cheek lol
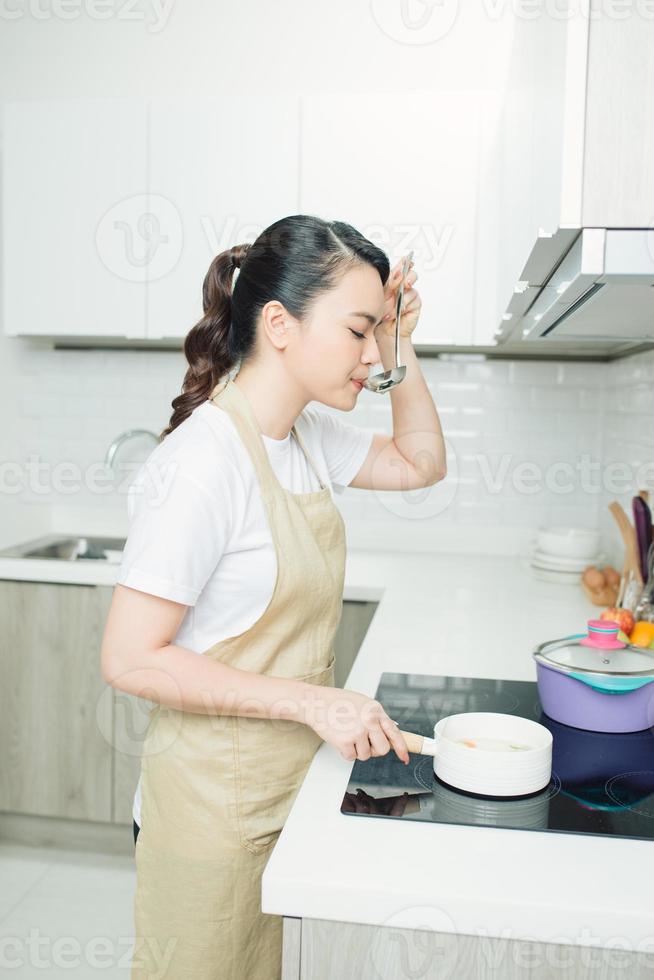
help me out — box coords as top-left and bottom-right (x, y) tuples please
(316, 331), (352, 366)
(298, 326), (357, 379)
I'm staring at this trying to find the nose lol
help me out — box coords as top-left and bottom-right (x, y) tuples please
(362, 332), (381, 366)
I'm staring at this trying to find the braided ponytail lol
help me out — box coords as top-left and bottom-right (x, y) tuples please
(160, 243), (251, 438)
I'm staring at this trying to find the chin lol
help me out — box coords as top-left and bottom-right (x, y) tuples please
(314, 385), (357, 411)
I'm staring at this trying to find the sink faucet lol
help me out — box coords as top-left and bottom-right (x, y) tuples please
(104, 429), (160, 471)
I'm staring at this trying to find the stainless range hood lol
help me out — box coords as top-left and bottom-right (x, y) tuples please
(512, 228), (654, 346)
(493, 13), (654, 358)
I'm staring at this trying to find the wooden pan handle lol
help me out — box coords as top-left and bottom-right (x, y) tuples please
(398, 730), (438, 756)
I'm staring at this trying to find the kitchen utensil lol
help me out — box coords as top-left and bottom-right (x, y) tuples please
(533, 619), (654, 733)
(632, 494), (652, 583)
(633, 541), (654, 621)
(609, 501), (643, 602)
(536, 527), (600, 560)
(398, 712), (552, 797)
(362, 251), (412, 394)
(618, 567), (643, 613)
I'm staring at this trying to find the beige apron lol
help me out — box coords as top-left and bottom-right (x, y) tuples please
(131, 376), (346, 980)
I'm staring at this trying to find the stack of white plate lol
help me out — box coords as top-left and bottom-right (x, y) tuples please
(529, 527), (603, 584)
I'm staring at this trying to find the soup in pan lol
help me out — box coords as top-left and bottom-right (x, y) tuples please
(454, 737), (531, 752)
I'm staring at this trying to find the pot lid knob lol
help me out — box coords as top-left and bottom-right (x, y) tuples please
(579, 619), (626, 650)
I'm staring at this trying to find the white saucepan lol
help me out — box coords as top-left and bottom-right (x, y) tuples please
(399, 712), (552, 797)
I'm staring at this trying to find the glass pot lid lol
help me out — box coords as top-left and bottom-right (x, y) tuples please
(533, 619), (654, 678)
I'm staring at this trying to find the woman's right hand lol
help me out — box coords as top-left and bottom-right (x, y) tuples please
(300, 685), (410, 765)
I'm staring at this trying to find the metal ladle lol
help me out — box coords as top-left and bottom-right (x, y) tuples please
(362, 250), (413, 393)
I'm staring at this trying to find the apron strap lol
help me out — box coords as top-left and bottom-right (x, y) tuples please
(290, 425), (327, 491)
(209, 377), (328, 493)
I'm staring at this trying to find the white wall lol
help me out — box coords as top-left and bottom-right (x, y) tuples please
(599, 350), (654, 566)
(0, 2), (535, 100)
(4, 338), (653, 562)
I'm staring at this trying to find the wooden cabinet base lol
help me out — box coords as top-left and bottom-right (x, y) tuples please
(282, 916), (652, 980)
(0, 811), (134, 857)
(0, 581), (113, 821)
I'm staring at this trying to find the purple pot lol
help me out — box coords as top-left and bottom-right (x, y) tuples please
(536, 662), (654, 733)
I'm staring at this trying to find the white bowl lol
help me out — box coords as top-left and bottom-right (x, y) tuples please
(530, 548), (604, 572)
(537, 526), (600, 560)
(530, 566), (582, 585)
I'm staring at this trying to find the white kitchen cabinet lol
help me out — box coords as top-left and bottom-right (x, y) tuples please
(299, 91), (501, 347)
(2, 98), (148, 339)
(146, 96), (300, 339)
(496, 19), (569, 324)
(2, 96), (298, 342)
(3, 92), (507, 347)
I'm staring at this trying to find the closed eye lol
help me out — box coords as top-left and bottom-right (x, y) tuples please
(349, 329), (366, 340)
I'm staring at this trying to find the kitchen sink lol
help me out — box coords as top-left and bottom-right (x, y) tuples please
(0, 534), (126, 562)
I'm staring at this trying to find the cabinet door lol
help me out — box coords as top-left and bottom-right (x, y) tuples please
(299, 92), (482, 346)
(2, 99), (148, 338)
(147, 96), (300, 339)
(0, 582), (113, 821)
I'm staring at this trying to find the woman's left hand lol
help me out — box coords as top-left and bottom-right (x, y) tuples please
(375, 256), (422, 342)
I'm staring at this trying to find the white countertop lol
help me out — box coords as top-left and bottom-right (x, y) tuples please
(3, 540), (651, 951)
(0, 555), (121, 586)
(261, 550), (654, 953)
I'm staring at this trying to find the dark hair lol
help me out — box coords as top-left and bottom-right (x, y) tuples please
(160, 214), (390, 438)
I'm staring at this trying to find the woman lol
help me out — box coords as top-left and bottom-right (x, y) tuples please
(101, 214), (446, 979)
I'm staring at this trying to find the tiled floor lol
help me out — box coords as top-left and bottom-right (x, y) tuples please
(0, 842), (136, 977)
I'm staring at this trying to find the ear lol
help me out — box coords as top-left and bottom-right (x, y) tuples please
(260, 300), (293, 352)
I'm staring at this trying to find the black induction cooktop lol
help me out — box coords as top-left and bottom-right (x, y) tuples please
(340, 673), (654, 841)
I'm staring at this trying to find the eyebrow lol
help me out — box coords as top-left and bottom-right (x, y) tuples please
(347, 311), (384, 327)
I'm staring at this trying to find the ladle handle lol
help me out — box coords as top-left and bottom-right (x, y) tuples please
(394, 251), (413, 368)
(398, 729), (439, 757)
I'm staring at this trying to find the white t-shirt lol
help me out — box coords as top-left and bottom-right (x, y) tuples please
(115, 396), (373, 827)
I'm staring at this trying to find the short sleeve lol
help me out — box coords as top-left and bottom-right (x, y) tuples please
(309, 407), (374, 489)
(115, 457), (233, 606)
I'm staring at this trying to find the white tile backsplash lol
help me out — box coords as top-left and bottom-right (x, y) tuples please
(597, 348), (654, 567)
(1, 339), (653, 558)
